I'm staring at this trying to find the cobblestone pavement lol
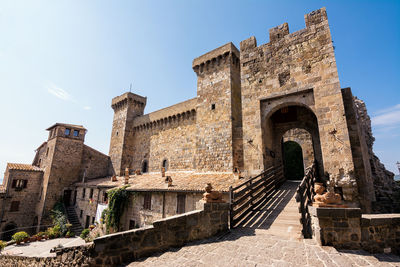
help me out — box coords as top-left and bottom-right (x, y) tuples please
(128, 228), (400, 266)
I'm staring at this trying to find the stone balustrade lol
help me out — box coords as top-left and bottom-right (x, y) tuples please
(310, 206), (400, 255)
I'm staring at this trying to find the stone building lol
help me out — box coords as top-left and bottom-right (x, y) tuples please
(0, 123), (111, 239)
(1, 7), (398, 239)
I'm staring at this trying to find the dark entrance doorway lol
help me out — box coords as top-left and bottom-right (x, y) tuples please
(282, 141), (304, 180)
(2, 223), (17, 241)
(63, 190), (72, 206)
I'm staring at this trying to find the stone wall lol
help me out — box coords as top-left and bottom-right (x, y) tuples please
(351, 94), (400, 213)
(0, 168), (43, 238)
(74, 187), (108, 228)
(91, 201), (229, 265)
(310, 206), (400, 255)
(82, 145), (111, 180)
(361, 214), (400, 254)
(0, 202), (229, 266)
(130, 107), (197, 172)
(120, 191), (206, 229)
(193, 43), (241, 172)
(239, 7), (357, 201)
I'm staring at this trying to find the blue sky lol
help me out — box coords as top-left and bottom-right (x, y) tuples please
(0, 0), (399, 181)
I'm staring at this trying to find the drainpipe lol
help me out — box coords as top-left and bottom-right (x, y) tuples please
(162, 192), (166, 218)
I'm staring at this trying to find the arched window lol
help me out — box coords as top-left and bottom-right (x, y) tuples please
(162, 159), (168, 171)
(142, 160), (148, 173)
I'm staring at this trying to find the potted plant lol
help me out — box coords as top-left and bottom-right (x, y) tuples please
(12, 232), (29, 245)
(29, 235), (37, 242)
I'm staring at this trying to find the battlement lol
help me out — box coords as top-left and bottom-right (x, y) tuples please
(241, 7), (328, 51)
(192, 42), (240, 74)
(269, 23), (289, 42)
(133, 98), (197, 131)
(111, 92), (147, 111)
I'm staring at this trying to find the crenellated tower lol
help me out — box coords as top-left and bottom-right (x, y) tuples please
(109, 92), (146, 175)
(193, 43), (243, 172)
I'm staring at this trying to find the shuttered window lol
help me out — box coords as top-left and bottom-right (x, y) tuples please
(177, 194), (186, 214)
(143, 193), (151, 210)
(10, 201), (20, 212)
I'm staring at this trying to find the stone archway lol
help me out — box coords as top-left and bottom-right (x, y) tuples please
(261, 103), (324, 179)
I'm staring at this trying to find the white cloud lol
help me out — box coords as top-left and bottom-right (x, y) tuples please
(46, 83), (71, 101)
(372, 104), (400, 127)
(83, 106), (91, 110)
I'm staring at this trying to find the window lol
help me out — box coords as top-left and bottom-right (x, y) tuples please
(46, 148), (49, 157)
(177, 194), (186, 214)
(92, 217), (95, 224)
(211, 103), (216, 110)
(82, 188), (86, 199)
(103, 192), (108, 203)
(12, 180), (27, 190)
(142, 160), (148, 173)
(89, 188), (94, 199)
(80, 210), (83, 218)
(162, 159), (168, 171)
(143, 193), (151, 210)
(10, 201), (20, 212)
(73, 130), (79, 137)
(129, 220), (136, 230)
(65, 128), (71, 136)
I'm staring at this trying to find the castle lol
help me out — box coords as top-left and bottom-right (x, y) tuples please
(0, 7), (397, 240)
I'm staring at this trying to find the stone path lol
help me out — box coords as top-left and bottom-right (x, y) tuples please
(1, 237), (85, 257)
(128, 181), (400, 266)
(129, 228), (400, 267)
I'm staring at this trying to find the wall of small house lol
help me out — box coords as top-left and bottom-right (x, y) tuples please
(0, 169), (43, 238)
(74, 186), (108, 228)
(120, 192), (204, 231)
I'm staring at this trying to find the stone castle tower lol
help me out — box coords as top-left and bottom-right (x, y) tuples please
(192, 43), (243, 172)
(109, 92), (147, 176)
(36, 124), (87, 225)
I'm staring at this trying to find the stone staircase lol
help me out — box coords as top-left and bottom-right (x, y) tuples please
(65, 206), (83, 236)
(240, 181), (303, 239)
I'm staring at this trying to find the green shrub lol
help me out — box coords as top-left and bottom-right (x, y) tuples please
(12, 232), (29, 243)
(0, 240), (6, 251)
(80, 229), (90, 239)
(47, 225), (61, 239)
(37, 232), (46, 237)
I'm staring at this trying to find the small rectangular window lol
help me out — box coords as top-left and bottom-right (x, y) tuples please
(80, 210), (83, 218)
(73, 130), (79, 137)
(211, 103), (216, 110)
(143, 193), (152, 210)
(103, 192), (108, 203)
(65, 128), (71, 136)
(129, 220), (136, 230)
(89, 188), (94, 199)
(10, 201), (20, 212)
(92, 217), (95, 224)
(82, 188), (86, 198)
(177, 194), (186, 214)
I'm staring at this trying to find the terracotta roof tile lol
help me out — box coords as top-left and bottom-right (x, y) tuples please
(7, 163), (43, 172)
(76, 171), (244, 193)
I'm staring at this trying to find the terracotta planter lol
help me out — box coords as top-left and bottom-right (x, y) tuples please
(37, 236), (42, 241)
(30, 236), (37, 242)
(16, 241), (21, 245)
(23, 238), (29, 243)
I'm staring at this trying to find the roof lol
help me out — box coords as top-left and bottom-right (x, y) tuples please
(75, 171), (244, 193)
(7, 163), (43, 172)
(46, 123), (86, 131)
